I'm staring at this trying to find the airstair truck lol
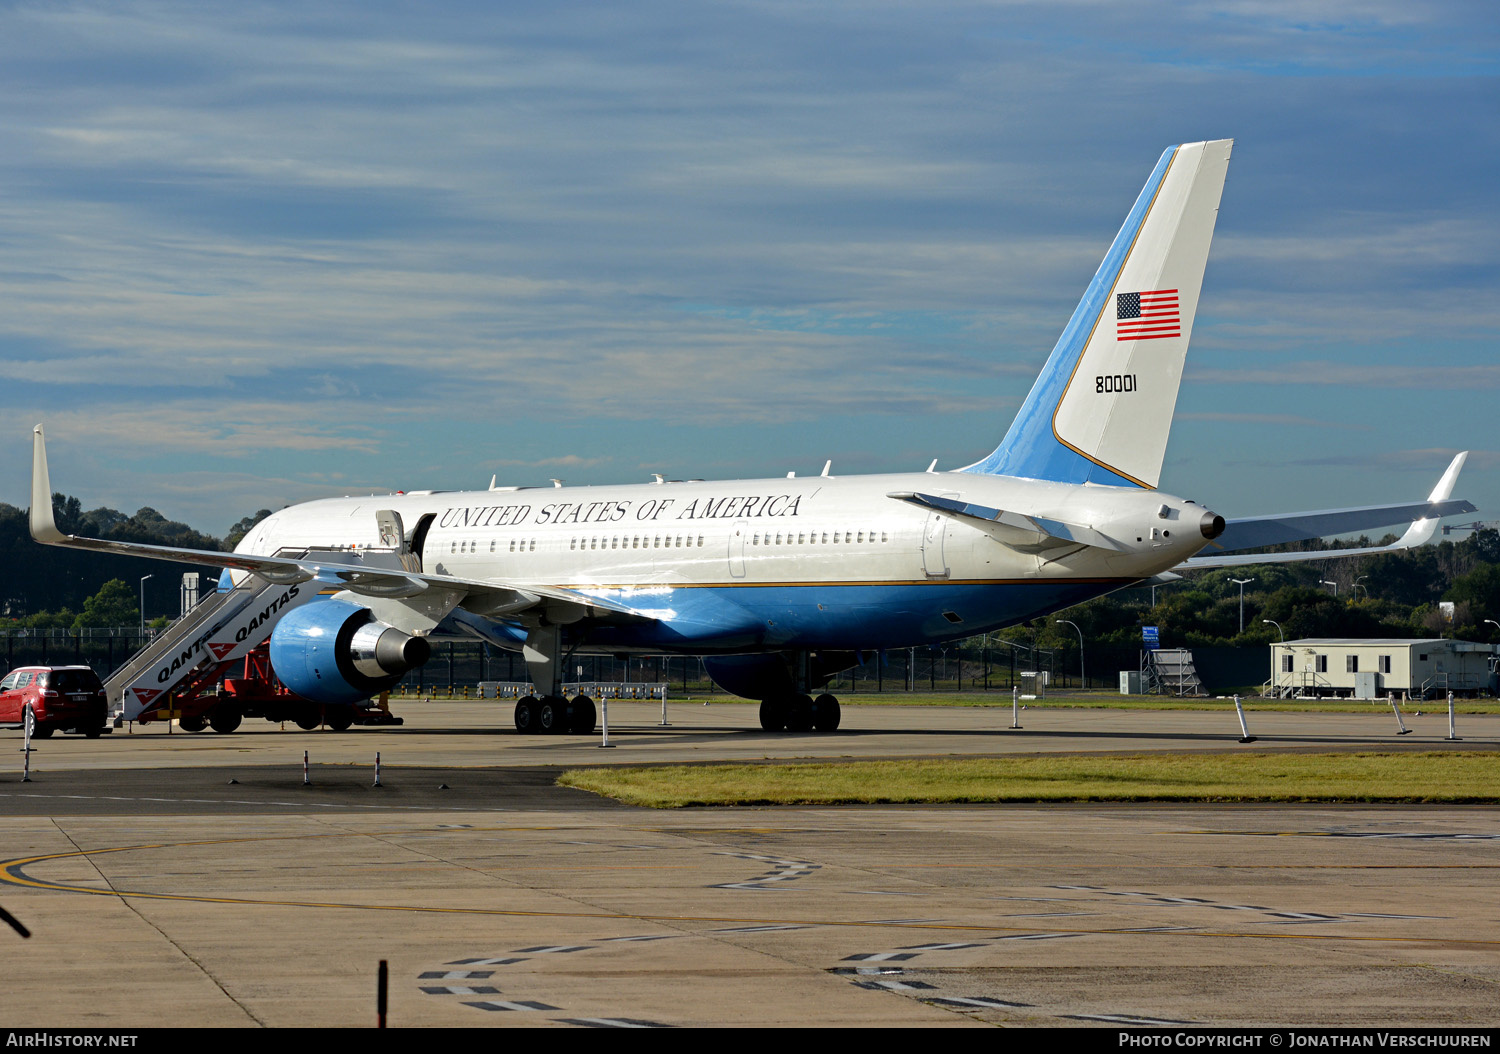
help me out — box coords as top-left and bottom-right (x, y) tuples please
(105, 556), (403, 733)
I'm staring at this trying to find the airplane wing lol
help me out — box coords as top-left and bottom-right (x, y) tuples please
(28, 425), (656, 626)
(1180, 452), (1474, 569)
(886, 491), (1127, 552)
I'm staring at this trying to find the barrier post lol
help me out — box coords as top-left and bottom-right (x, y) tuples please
(1233, 694), (1256, 743)
(1389, 696), (1411, 735)
(303, 749), (310, 786)
(373, 751), (382, 788)
(377, 959), (388, 1029)
(1011, 685), (1021, 729)
(659, 685), (670, 727)
(1447, 690), (1461, 741)
(20, 716), (32, 783)
(599, 695), (614, 748)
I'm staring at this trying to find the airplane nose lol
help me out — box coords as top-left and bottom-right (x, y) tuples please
(1200, 510), (1225, 540)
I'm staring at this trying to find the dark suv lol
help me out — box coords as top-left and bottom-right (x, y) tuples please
(0, 666), (108, 738)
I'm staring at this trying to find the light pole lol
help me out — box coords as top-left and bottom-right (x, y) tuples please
(1056, 620), (1085, 691)
(1354, 575), (1369, 599)
(1228, 577), (1255, 635)
(1320, 579), (1338, 597)
(1264, 618), (1285, 695)
(139, 574), (153, 637)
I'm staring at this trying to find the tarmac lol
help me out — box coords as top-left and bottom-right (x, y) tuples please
(1, 698), (1497, 1029)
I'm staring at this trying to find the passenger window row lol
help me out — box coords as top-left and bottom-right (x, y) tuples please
(752, 530), (886, 545)
(450, 530), (891, 555)
(450, 535), (710, 554)
(573, 535), (707, 550)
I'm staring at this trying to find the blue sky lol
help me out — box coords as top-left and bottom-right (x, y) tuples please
(1, 1), (1497, 534)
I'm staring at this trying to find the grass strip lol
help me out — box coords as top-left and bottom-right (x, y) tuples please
(558, 752), (1500, 808)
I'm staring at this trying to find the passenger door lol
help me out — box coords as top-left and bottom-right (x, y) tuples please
(728, 521), (747, 579)
(921, 495), (956, 579)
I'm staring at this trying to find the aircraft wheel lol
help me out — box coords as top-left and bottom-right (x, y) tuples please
(784, 693), (815, 733)
(758, 697), (786, 732)
(537, 696), (568, 734)
(812, 693), (841, 732)
(514, 695), (541, 734)
(569, 695), (597, 734)
(209, 705), (242, 734)
(294, 712), (321, 731)
(179, 714), (207, 733)
(326, 709), (354, 732)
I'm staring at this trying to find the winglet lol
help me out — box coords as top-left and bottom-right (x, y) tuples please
(30, 425), (67, 544)
(1396, 451), (1468, 547)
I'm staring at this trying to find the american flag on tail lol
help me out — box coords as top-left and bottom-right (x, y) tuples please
(1116, 289), (1180, 340)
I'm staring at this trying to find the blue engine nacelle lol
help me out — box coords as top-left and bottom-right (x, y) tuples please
(268, 599), (432, 705)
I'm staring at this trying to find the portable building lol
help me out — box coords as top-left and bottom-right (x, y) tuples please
(1267, 638), (1497, 699)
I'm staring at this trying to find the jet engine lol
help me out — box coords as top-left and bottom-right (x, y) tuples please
(267, 599), (431, 705)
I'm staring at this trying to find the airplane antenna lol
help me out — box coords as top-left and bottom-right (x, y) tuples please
(488, 475), (498, 491)
(821, 460), (832, 477)
(926, 459), (938, 473)
(786, 471), (796, 478)
(550, 478), (564, 488)
(652, 474), (665, 484)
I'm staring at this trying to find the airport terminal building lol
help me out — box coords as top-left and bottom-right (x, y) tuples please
(1267, 638), (1497, 699)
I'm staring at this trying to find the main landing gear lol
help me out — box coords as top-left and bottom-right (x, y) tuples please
(513, 694), (597, 735)
(758, 692), (841, 733)
(511, 622), (598, 735)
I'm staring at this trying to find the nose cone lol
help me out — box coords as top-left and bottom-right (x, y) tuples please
(1200, 510), (1226, 540)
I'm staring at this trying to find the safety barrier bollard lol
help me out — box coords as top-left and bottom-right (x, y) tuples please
(20, 717), (32, 783)
(599, 695), (614, 748)
(373, 751), (382, 787)
(1389, 696), (1411, 735)
(1447, 690), (1461, 741)
(377, 959), (387, 1029)
(1232, 694), (1256, 743)
(1011, 685), (1022, 729)
(659, 687), (670, 727)
(303, 750), (310, 786)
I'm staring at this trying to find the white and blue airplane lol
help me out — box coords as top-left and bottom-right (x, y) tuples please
(29, 139), (1474, 734)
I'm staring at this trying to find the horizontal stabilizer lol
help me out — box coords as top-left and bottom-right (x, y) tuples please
(887, 490), (1126, 552)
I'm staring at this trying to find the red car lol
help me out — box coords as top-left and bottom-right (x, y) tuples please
(0, 665), (108, 738)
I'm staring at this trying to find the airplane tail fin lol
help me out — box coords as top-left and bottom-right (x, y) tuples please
(963, 139), (1233, 489)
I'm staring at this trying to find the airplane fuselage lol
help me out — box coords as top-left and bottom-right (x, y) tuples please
(239, 471), (1217, 654)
